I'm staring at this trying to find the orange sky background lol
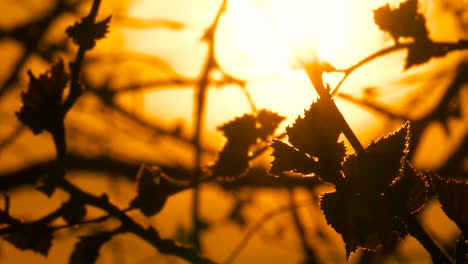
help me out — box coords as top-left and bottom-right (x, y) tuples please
(0, 0), (466, 263)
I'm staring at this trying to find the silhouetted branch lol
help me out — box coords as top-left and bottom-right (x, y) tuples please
(288, 188), (319, 264)
(0, 126), (25, 152)
(224, 199), (316, 264)
(113, 15), (185, 29)
(192, 0), (228, 250)
(0, 1), (78, 96)
(331, 40), (468, 95)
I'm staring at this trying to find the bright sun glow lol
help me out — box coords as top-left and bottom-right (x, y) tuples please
(124, 0), (396, 136)
(268, 0), (351, 63)
(219, 0), (352, 77)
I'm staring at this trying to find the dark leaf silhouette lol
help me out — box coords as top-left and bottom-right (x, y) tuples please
(256, 110), (286, 140)
(3, 223), (53, 256)
(386, 160), (429, 214)
(130, 166), (180, 217)
(373, 0), (428, 43)
(16, 60), (69, 134)
(66, 15), (111, 49)
(69, 232), (113, 264)
(212, 111), (284, 179)
(283, 98), (345, 184)
(343, 122), (409, 194)
(432, 173), (468, 235)
(405, 40), (452, 69)
(321, 123), (428, 258)
(270, 139), (318, 176)
(62, 197), (87, 225)
(211, 114), (256, 178)
(321, 191), (405, 258)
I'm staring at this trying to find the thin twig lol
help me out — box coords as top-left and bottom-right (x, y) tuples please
(331, 40), (468, 96)
(0, 126), (25, 152)
(62, 0), (103, 115)
(288, 188), (319, 263)
(224, 199), (316, 264)
(192, 0), (228, 251)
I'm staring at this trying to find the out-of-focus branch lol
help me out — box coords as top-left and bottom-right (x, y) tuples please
(0, 126), (25, 152)
(191, 0), (228, 251)
(331, 40), (468, 95)
(224, 199), (316, 264)
(112, 15), (185, 29)
(288, 188), (319, 264)
(0, 154), (324, 192)
(0, 1), (78, 96)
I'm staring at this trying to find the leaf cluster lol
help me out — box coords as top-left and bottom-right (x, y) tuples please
(211, 110), (284, 180)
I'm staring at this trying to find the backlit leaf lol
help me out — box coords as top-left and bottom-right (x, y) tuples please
(69, 232), (113, 264)
(212, 110), (285, 179)
(432, 173), (468, 235)
(320, 123), (424, 259)
(256, 110), (285, 140)
(405, 40), (451, 69)
(386, 161), (428, 215)
(211, 114), (256, 178)
(66, 15), (112, 50)
(3, 223), (53, 256)
(16, 59), (68, 134)
(373, 0), (428, 43)
(62, 197), (87, 226)
(343, 122), (409, 194)
(286, 98), (342, 158)
(270, 139), (318, 176)
(321, 191), (403, 259)
(130, 166), (180, 217)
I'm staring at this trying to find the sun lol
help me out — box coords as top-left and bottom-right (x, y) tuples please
(211, 0), (353, 80)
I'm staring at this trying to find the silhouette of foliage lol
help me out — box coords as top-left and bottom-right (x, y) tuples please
(4, 223), (54, 256)
(130, 165), (182, 217)
(69, 232), (113, 264)
(62, 196), (87, 226)
(432, 174), (468, 236)
(373, 0), (428, 43)
(320, 123), (429, 258)
(271, 98), (346, 184)
(66, 15), (112, 50)
(0, 0), (467, 263)
(211, 110), (284, 179)
(16, 60), (69, 135)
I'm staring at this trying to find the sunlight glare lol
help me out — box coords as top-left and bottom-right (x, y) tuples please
(267, 0), (351, 64)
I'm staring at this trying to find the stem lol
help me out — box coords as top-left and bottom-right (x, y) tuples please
(288, 188), (319, 264)
(62, 0), (102, 116)
(405, 216), (453, 263)
(305, 61), (365, 154)
(331, 40), (468, 96)
(192, 0), (227, 251)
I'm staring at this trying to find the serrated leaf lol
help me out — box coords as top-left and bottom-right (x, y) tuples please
(211, 114), (257, 178)
(212, 110), (285, 179)
(287, 98), (342, 158)
(256, 110), (285, 140)
(69, 232), (113, 264)
(269, 139), (318, 176)
(405, 40), (451, 69)
(130, 167), (180, 217)
(320, 191), (402, 259)
(432, 174), (468, 235)
(386, 161), (428, 215)
(218, 114), (257, 145)
(3, 223), (53, 256)
(62, 197), (87, 226)
(343, 122), (409, 194)
(373, 0), (428, 43)
(66, 15), (111, 50)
